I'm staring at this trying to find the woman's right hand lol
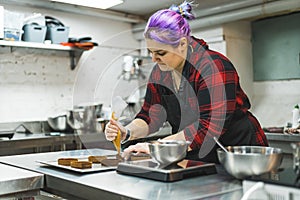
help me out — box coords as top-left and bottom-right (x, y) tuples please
(122, 142), (150, 160)
(104, 119), (126, 141)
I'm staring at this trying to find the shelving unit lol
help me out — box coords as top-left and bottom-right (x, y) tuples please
(0, 40), (85, 70)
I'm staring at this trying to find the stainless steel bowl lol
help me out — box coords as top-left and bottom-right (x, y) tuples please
(217, 146), (283, 179)
(148, 140), (191, 166)
(47, 114), (67, 131)
(74, 102), (103, 118)
(66, 108), (85, 130)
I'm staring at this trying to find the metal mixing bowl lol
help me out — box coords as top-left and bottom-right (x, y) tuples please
(217, 146), (283, 179)
(148, 140), (191, 166)
(66, 108), (85, 130)
(48, 114), (67, 131)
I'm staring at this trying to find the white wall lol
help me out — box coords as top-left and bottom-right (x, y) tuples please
(194, 22), (300, 127)
(0, 4), (139, 123)
(252, 81), (300, 127)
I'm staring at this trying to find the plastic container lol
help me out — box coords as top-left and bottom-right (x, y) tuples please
(46, 26), (69, 44)
(292, 104), (300, 128)
(4, 27), (21, 41)
(22, 24), (46, 43)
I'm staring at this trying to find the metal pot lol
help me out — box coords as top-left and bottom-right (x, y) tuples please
(217, 146), (283, 179)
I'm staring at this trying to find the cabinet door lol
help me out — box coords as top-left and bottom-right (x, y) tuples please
(252, 12), (300, 81)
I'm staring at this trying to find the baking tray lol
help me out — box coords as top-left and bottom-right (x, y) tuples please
(37, 156), (117, 173)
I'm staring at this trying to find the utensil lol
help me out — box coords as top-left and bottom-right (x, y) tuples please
(213, 137), (228, 153)
(148, 140), (191, 167)
(217, 146), (283, 179)
(111, 96), (128, 154)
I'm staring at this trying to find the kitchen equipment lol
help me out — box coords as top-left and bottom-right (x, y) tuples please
(0, 123), (35, 139)
(45, 16), (69, 44)
(37, 157), (117, 173)
(291, 142), (300, 173)
(0, 130), (14, 139)
(75, 102), (103, 119)
(243, 167), (300, 200)
(22, 23), (47, 43)
(111, 96), (128, 154)
(213, 137), (228, 153)
(67, 102), (103, 134)
(66, 108), (85, 133)
(4, 27), (20, 41)
(117, 159), (216, 182)
(111, 112), (121, 154)
(217, 146), (283, 179)
(148, 140), (191, 167)
(47, 114), (68, 132)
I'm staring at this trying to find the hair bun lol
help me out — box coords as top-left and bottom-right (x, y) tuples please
(169, 1), (195, 20)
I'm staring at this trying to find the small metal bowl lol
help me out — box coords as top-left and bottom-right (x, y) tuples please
(217, 146), (283, 179)
(148, 140), (191, 166)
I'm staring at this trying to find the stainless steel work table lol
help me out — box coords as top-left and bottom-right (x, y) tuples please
(0, 132), (113, 156)
(0, 149), (242, 200)
(0, 163), (43, 198)
(265, 132), (300, 154)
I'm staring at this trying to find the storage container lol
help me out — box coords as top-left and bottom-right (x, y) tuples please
(4, 27), (21, 41)
(22, 24), (46, 43)
(46, 26), (69, 44)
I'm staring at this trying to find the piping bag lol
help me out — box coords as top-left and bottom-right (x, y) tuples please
(111, 96), (127, 154)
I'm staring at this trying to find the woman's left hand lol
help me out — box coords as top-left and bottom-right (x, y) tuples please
(122, 142), (150, 160)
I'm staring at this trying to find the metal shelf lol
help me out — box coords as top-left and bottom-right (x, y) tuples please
(0, 40), (85, 70)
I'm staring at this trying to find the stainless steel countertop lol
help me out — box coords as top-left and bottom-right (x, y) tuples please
(0, 132), (114, 156)
(0, 163), (43, 197)
(265, 132), (300, 154)
(0, 149), (242, 200)
(265, 132), (300, 141)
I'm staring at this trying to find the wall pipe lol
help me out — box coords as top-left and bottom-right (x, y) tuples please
(132, 0), (300, 40)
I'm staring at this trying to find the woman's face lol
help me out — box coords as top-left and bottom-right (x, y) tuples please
(146, 38), (187, 72)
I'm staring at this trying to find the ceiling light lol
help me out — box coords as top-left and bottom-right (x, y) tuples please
(51, 0), (124, 9)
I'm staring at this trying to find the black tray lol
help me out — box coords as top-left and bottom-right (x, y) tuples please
(117, 159), (216, 182)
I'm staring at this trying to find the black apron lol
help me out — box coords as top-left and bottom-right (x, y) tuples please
(161, 88), (262, 163)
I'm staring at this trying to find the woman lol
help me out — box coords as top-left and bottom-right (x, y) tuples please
(105, 1), (268, 163)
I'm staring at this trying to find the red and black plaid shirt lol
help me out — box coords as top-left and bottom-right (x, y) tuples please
(136, 37), (268, 150)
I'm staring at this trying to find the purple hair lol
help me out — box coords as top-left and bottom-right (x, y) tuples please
(144, 1), (195, 47)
